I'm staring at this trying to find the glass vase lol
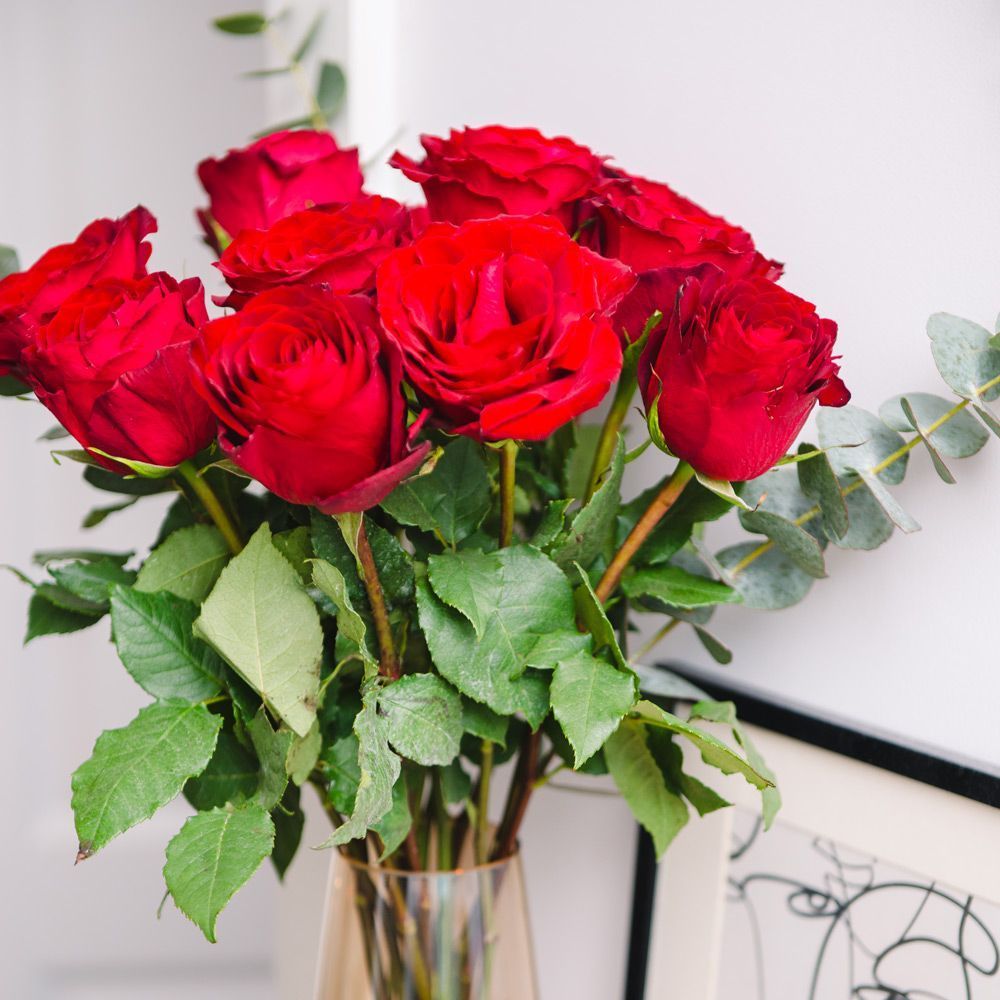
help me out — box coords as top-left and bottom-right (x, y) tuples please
(313, 849), (538, 1000)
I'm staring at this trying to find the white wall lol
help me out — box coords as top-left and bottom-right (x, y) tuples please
(2, 1), (999, 998)
(382, 0), (1000, 765)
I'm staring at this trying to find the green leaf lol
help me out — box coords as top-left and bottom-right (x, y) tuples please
(622, 565), (742, 608)
(51, 559), (136, 606)
(553, 435), (624, 570)
(551, 652), (636, 767)
(82, 497), (138, 528)
(84, 464), (174, 496)
(195, 524), (322, 738)
(371, 779), (412, 860)
(927, 312), (1000, 404)
(525, 631), (592, 669)
(272, 526), (313, 584)
(320, 673), (401, 848)
(899, 397), (954, 484)
(72, 703), (221, 858)
(135, 525), (230, 603)
(285, 722), (322, 786)
(25, 591), (102, 643)
(420, 545), (574, 713)
(694, 472), (752, 510)
(184, 729), (259, 811)
(0, 374), (29, 396)
(87, 449), (177, 479)
(35, 581), (105, 615)
(633, 700), (773, 792)
(213, 12), (269, 34)
(379, 674), (462, 766)
(312, 559), (370, 656)
(531, 500), (571, 549)
(292, 10), (324, 60)
(316, 61), (346, 117)
(572, 566), (629, 671)
(645, 728), (730, 818)
(818, 405), (908, 485)
(439, 760), (472, 805)
(717, 541), (814, 610)
(381, 437), (490, 546)
(694, 626), (733, 666)
(737, 509), (826, 579)
(462, 699), (508, 746)
(0, 244), (19, 281)
(604, 721), (689, 858)
(33, 548), (133, 567)
(880, 392), (988, 459)
(246, 707), (294, 811)
(110, 587), (223, 702)
(689, 699), (781, 828)
(271, 786), (305, 879)
(164, 804), (274, 943)
(833, 482), (894, 550)
(797, 443), (848, 541)
(563, 423), (604, 500)
(242, 65), (292, 78)
(321, 735), (361, 814)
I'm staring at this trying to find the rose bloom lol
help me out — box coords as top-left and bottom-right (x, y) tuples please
(197, 130), (364, 250)
(579, 171), (782, 282)
(376, 215), (634, 441)
(20, 273), (214, 470)
(638, 265), (850, 482)
(0, 206), (155, 376)
(191, 286), (429, 514)
(215, 195), (411, 309)
(390, 125), (604, 228)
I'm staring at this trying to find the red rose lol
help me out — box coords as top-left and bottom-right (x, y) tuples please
(197, 130), (364, 250)
(21, 273), (214, 470)
(376, 215), (634, 441)
(579, 172), (781, 281)
(638, 266), (850, 482)
(215, 195), (411, 309)
(191, 286), (429, 513)
(390, 125), (604, 228)
(0, 207), (155, 375)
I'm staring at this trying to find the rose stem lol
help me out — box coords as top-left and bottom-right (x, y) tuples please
(491, 728), (541, 862)
(356, 517), (401, 681)
(475, 740), (494, 865)
(498, 439), (518, 548)
(583, 367), (637, 504)
(595, 461), (695, 604)
(176, 460), (243, 554)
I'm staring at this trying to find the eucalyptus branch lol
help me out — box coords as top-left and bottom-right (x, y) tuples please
(265, 22), (327, 130)
(595, 461), (696, 603)
(175, 461), (243, 554)
(731, 376), (1000, 576)
(630, 618), (680, 665)
(355, 518), (400, 680)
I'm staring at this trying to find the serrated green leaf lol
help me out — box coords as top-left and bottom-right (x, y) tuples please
(213, 12), (269, 34)
(462, 699), (508, 746)
(717, 541), (814, 610)
(136, 525), (230, 603)
(623, 565), (742, 608)
(194, 524), (321, 737)
(563, 423), (604, 500)
(82, 497), (138, 528)
(689, 699), (780, 828)
(184, 729), (259, 811)
(371, 778), (411, 860)
(164, 805), (274, 942)
(35, 581), (106, 615)
(312, 558), (370, 656)
(381, 437), (490, 546)
(379, 674), (462, 766)
(271, 785), (305, 880)
(645, 728), (730, 818)
(246, 707), (294, 810)
(33, 548), (133, 567)
(605, 721), (688, 858)
(285, 721), (322, 786)
(525, 630), (592, 669)
(72, 703), (221, 858)
(439, 760), (472, 806)
(110, 587), (223, 702)
(320, 734), (361, 814)
(553, 435), (624, 569)
(84, 464), (174, 496)
(572, 565), (629, 671)
(51, 559), (135, 606)
(272, 526), (313, 584)
(551, 652), (635, 768)
(25, 591), (102, 643)
(531, 499), (571, 549)
(695, 472), (752, 510)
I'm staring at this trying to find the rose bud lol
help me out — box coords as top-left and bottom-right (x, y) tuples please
(390, 125), (604, 228)
(578, 171), (782, 283)
(191, 286), (429, 514)
(196, 130), (364, 250)
(20, 273), (215, 471)
(215, 195), (411, 309)
(637, 265), (850, 482)
(376, 215), (635, 441)
(0, 206), (155, 375)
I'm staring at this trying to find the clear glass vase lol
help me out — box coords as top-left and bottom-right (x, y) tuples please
(313, 849), (538, 1000)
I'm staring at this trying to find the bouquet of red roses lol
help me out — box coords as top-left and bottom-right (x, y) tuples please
(2, 118), (996, 990)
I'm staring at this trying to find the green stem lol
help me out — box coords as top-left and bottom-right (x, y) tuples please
(595, 462), (696, 603)
(475, 741), (494, 865)
(584, 367), (637, 503)
(730, 378), (1000, 577)
(433, 772), (453, 871)
(266, 24), (327, 129)
(630, 618), (680, 665)
(498, 440), (518, 548)
(176, 461), (243, 554)
(356, 518), (400, 680)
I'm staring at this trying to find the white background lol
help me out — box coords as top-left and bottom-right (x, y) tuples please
(1, 1), (998, 997)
